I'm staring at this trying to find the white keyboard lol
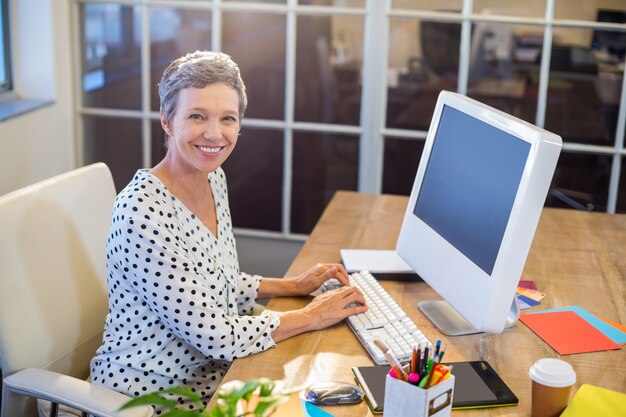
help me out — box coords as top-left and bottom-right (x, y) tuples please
(322, 270), (432, 365)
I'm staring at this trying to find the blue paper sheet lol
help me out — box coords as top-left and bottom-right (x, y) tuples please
(300, 399), (336, 417)
(530, 305), (626, 344)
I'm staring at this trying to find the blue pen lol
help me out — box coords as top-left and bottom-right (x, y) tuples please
(434, 339), (442, 358)
(437, 344), (447, 363)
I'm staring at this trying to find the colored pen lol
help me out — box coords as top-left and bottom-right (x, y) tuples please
(411, 346), (417, 374)
(425, 364), (443, 388)
(422, 346), (430, 375)
(388, 367), (400, 379)
(416, 345), (422, 376)
(434, 339), (442, 358)
(437, 344), (447, 364)
(373, 339), (408, 380)
(418, 358), (435, 388)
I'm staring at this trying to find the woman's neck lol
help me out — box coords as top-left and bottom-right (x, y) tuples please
(150, 159), (212, 204)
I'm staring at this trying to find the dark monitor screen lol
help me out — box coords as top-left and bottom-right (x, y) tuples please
(591, 9), (626, 59)
(413, 105), (531, 276)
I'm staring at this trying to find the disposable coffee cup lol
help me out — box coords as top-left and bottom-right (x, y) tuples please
(529, 358), (576, 417)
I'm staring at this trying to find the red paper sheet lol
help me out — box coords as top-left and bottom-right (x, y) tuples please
(518, 279), (538, 290)
(520, 311), (621, 355)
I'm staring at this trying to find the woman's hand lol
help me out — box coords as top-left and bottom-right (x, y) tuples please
(270, 286), (367, 342)
(302, 286), (368, 330)
(286, 263), (351, 296)
(258, 263), (351, 298)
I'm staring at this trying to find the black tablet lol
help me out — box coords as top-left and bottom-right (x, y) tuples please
(446, 361), (518, 409)
(352, 360), (518, 413)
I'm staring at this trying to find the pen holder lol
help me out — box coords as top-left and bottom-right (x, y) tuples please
(383, 374), (455, 417)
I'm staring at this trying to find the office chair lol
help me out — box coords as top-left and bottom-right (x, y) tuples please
(0, 163), (152, 417)
(420, 20), (461, 80)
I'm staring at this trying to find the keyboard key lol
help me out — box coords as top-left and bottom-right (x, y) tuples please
(321, 270), (432, 365)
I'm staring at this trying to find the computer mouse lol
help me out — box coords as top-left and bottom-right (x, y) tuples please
(304, 381), (364, 405)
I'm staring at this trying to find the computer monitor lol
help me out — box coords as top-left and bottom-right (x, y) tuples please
(396, 91), (562, 335)
(591, 9), (626, 60)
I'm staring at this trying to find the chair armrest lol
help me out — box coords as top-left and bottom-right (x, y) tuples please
(4, 368), (153, 417)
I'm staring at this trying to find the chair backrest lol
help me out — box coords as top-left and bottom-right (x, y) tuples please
(420, 20), (461, 79)
(0, 163), (116, 417)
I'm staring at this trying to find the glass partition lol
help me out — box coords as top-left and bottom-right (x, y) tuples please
(291, 132), (359, 233)
(149, 7), (212, 112)
(387, 18), (460, 131)
(546, 152), (612, 212)
(80, 4), (142, 110)
(295, 14), (363, 125)
(223, 11), (286, 120)
(84, 116), (143, 191)
(222, 128), (284, 232)
(382, 137), (425, 196)
(467, 23), (543, 124)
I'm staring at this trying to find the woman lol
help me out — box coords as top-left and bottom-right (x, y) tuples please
(90, 50), (367, 410)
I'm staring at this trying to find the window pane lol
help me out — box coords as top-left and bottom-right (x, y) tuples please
(473, 0), (547, 18)
(387, 19), (460, 131)
(391, 0), (462, 12)
(223, 0), (285, 3)
(222, 11), (286, 120)
(291, 132), (359, 234)
(546, 152), (612, 212)
(222, 128), (284, 231)
(151, 120), (167, 167)
(467, 23), (543, 124)
(150, 7), (212, 112)
(555, 0), (625, 21)
(83, 116), (142, 192)
(81, 4), (142, 110)
(618, 157), (626, 214)
(382, 138), (424, 196)
(295, 15), (363, 125)
(0, 0), (8, 88)
(535, 27), (624, 146)
(302, 0), (365, 6)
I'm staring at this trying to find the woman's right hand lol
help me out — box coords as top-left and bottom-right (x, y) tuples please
(270, 286), (367, 342)
(303, 286), (368, 330)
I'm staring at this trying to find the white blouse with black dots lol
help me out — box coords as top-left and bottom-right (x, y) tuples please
(90, 168), (280, 410)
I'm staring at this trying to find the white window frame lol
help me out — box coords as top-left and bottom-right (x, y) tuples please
(72, 0), (626, 243)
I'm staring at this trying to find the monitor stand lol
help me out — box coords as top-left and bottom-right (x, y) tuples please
(418, 296), (520, 336)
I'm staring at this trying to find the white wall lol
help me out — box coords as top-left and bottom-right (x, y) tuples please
(0, 0), (74, 197)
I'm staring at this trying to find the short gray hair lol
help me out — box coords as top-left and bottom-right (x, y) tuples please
(158, 50), (248, 127)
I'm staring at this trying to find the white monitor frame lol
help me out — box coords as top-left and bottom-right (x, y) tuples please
(396, 91), (562, 334)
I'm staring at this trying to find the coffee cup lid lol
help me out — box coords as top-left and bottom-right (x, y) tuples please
(529, 358), (576, 387)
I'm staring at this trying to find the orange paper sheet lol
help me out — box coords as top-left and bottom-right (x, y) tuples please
(520, 311), (621, 355)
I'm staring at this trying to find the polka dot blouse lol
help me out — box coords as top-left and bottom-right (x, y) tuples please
(90, 168), (280, 410)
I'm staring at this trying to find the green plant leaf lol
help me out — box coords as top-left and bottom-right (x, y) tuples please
(119, 393), (177, 410)
(204, 404), (229, 417)
(159, 409), (205, 417)
(258, 381), (275, 397)
(159, 387), (203, 402)
(251, 399), (277, 417)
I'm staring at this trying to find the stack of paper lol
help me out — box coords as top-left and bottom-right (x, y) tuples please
(516, 279), (545, 309)
(560, 384), (626, 417)
(520, 306), (626, 355)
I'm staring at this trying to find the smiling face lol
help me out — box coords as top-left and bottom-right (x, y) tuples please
(161, 83), (241, 175)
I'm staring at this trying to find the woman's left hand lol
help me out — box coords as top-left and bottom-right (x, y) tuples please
(286, 263), (350, 296)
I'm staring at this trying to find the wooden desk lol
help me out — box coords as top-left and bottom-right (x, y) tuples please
(216, 191), (626, 416)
